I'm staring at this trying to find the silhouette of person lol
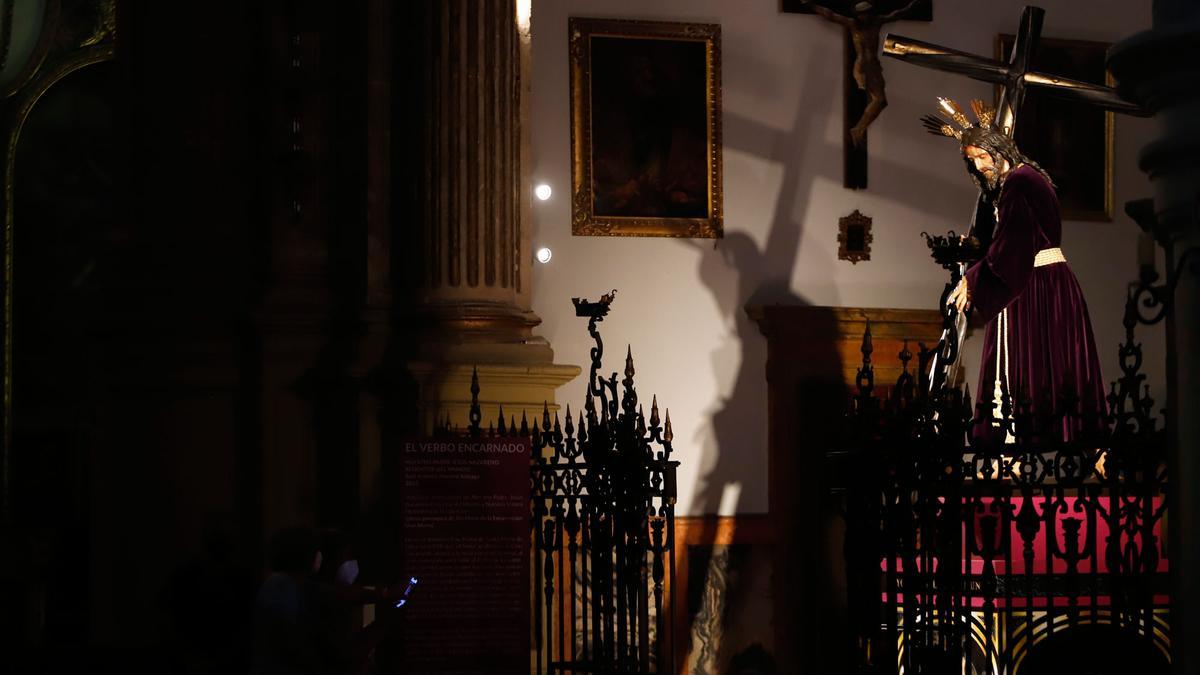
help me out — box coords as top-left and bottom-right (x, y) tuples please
(161, 511), (256, 675)
(251, 526), (325, 675)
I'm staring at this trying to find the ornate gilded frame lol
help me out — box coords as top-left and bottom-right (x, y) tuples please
(569, 17), (722, 238)
(1, 0), (116, 520)
(837, 209), (872, 264)
(995, 34), (1115, 222)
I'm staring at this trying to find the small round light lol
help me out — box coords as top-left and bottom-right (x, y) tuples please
(535, 247), (553, 264)
(516, 0), (531, 32)
(534, 184), (552, 201)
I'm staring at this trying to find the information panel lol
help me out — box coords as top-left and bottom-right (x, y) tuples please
(400, 437), (531, 673)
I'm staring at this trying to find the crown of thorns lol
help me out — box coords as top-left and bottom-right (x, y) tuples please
(919, 97), (995, 141)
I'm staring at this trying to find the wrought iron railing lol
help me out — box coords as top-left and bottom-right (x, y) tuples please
(529, 293), (679, 674)
(832, 292), (1170, 674)
(453, 291), (679, 674)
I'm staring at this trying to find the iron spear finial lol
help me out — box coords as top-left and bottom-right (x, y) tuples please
(862, 319), (874, 363)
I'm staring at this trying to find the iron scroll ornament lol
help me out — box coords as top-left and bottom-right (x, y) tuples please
(1126, 246), (1200, 326)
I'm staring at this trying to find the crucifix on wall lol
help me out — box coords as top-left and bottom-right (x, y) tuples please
(783, 0), (932, 189)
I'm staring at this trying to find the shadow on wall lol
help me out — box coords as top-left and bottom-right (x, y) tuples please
(676, 49), (841, 673)
(672, 27), (996, 669)
(683, 50), (838, 518)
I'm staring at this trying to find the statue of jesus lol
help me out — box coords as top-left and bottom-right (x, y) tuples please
(929, 101), (1108, 441)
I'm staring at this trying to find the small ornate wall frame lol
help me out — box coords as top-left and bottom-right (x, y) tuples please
(569, 17), (722, 238)
(838, 210), (873, 264)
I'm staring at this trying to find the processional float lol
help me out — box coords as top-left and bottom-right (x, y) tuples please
(830, 7), (1166, 674)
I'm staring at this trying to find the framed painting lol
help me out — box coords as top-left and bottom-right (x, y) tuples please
(569, 17), (723, 238)
(996, 34), (1115, 221)
(672, 516), (776, 673)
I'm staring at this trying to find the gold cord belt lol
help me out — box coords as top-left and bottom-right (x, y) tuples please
(1033, 247), (1066, 267)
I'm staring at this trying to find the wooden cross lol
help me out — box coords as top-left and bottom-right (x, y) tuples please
(885, 6), (1144, 128)
(783, 0), (933, 189)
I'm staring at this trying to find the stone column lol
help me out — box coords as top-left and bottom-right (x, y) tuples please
(404, 0), (578, 430)
(1110, 5), (1200, 673)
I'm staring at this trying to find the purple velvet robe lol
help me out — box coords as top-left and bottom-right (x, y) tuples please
(964, 165), (1107, 441)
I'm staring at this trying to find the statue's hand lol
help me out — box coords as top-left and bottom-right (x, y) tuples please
(850, 125), (867, 147)
(946, 277), (971, 314)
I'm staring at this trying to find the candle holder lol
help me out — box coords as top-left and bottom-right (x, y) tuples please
(921, 230), (983, 271)
(921, 231), (984, 393)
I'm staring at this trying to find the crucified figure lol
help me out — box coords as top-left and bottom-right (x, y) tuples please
(798, 0), (923, 145)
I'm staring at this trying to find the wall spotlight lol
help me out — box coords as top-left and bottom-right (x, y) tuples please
(535, 247), (553, 264)
(534, 184), (552, 201)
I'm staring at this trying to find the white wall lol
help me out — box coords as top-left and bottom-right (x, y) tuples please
(529, 0), (1164, 516)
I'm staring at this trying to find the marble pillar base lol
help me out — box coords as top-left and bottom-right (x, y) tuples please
(408, 360), (582, 435)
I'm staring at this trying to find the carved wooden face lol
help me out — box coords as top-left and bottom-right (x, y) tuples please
(963, 144), (1011, 191)
(964, 145), (998, 178)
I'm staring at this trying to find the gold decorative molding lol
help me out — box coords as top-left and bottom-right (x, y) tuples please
(79, 0), (116, 48)
(2, 0), (116, 519)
